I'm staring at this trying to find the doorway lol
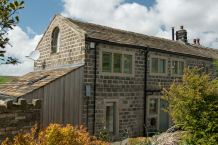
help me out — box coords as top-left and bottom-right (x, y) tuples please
(159, 99), (168, 131)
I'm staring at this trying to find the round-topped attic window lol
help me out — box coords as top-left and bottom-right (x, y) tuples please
(51, 27), (60, 53)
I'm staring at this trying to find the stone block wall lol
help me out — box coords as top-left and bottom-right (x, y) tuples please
(83, 43), (145, 139)
(34, 15), (86, 70)
(0, 98), (42, 143)
(83, 42), (217, 139)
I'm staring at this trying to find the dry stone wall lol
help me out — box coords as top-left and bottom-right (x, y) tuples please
(0, 98), (41, 143)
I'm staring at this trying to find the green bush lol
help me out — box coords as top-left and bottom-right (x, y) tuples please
(161, 67), (218, 144)
(2, 124), (108, 145)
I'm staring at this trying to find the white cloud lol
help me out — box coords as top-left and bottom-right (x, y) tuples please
(61, 0), (218, 49)
(26, 26), (36, 35)
(0, 26), (42, 76)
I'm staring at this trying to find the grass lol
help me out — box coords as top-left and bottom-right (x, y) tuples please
(0, 76), (13, 85)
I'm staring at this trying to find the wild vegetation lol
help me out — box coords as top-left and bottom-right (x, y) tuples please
(160, 66), (218, 144)
(2, 124), (108, 145)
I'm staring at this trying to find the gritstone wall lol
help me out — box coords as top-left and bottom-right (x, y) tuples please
(0, 98), (42, 143)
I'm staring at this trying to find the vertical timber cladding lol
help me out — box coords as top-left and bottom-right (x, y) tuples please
(22, 66), (84, 128)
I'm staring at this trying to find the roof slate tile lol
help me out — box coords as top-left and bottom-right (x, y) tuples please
(67, 18), (218, 59)
(0, 66), (81, 97)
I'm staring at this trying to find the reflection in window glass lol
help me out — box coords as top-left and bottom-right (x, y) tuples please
(159, 59), (165, 73)
(106, 103), (115, 135)
(102, 52), (111, 72)
(124, 55), (132, 74)
(52, 27), (60, 53)
(114, 54), (121, 73)
(149, 99), (157, 114)
(172, 61), (178, 74)
(152, 58), (158, 73)
(179, 62), (184, 74)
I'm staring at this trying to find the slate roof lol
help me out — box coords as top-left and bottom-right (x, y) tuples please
(0, 66), (81, 97)
(67, 17), (218, 59)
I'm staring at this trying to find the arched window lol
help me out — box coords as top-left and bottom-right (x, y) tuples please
(51, 27), (60, 53)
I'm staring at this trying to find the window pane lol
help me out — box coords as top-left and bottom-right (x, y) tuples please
(114, 54), (121, 73)
(159, 59), (165, 73)
(106, 103), (115, 134)
(102, 52), (111, 72)
(206, 67), (209, 74)
(152, 58), (158, 73)
(124, 55), (132, 74)
(202, 63), (205, 73)
(149, 99), (157, 114)
(172, 61), (178, 74)
(179, 62), (184, 74)
(52, 27), (60, 53)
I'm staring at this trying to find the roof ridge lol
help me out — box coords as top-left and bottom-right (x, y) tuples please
(67, 17), (177, 43)
(64, 16), (218, 59)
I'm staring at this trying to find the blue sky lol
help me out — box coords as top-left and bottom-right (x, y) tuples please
(1, 0), (218, 76)
(19, 0), (156, 37)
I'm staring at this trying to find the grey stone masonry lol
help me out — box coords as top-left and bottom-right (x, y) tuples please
(83, 42), (217, 139)
(0, 98), (42, 143)
(34, 15), (86, 70)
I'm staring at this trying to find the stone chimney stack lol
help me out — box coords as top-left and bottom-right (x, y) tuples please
(176, 25), (187, 43)
(197, 38), (200, 45)
(193, 39), (196, 44)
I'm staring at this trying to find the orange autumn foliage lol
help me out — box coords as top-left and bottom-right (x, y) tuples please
(2, 124), (108, 145)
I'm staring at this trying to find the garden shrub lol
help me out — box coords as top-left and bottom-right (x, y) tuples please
(97, 120), (110, 142)
(128, 137), (151, 145)
(2, 124), (108, 145)
(161, 66), (218, 144)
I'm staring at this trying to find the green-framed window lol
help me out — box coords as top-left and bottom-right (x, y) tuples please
(149, 99), (158, 115)
(172, 61), (178, 74)
(124, 55), (132, 74)
(179, 62), (184, 75)
(199, 63), (209, 75)
(102, 52), (111, 72)
(151, 57), (167, 74)
(101, 51), (133, 75)
(159, 59), (165, 73)
(172, 60), (185, 75)
(152, 58), (158, 73)
(113, 53), (122, 73)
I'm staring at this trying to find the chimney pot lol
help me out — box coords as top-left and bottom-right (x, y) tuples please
(193, 39), (196, 44)
(176, 25), (187, 43)
(197, 38), (200, 44)
(172, 27), (174, 40)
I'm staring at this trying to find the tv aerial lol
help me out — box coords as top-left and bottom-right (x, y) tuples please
(26, 50), (40, 60)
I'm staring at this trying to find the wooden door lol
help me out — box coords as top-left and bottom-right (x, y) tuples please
(159, 99), (168, 131)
